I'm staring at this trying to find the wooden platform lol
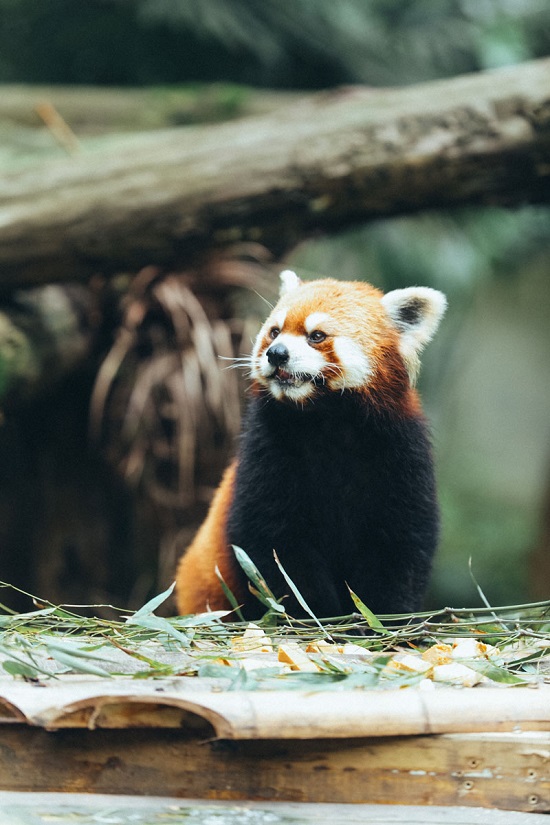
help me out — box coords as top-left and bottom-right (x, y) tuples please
(0, 676), (548, 813)
(1, 792), (549, 824)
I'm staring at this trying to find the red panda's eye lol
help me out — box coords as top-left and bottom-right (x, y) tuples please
(269, 327), (280, 340)
(308, 330), (326, 344)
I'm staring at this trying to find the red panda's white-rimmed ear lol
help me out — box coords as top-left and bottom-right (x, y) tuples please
(279, 269), (301, 296)
(381, 287), (447, 384)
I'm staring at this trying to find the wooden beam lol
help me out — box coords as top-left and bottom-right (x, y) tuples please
(0, 792), (545, 824)
(1, 59), (550, 291)
(0, 727), (548, 812)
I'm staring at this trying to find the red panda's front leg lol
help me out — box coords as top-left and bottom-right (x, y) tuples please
(175, 461), (246, 615)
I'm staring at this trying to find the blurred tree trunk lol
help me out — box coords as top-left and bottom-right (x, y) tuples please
(0, 285), (98, 408)
(1, 58), (550, 292)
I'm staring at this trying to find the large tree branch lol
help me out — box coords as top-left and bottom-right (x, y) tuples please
(1, 58), (550, 291)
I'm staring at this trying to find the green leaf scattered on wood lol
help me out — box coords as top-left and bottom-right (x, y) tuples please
(2, 660), (41, 678)
(347, 586), (391, 635)
(0, 580), (546, 687)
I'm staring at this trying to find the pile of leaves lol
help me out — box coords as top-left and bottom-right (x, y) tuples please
(0, 548), (549, 691)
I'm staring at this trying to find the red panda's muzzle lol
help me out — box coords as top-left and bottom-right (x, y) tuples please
(266, 343), (319, 386)
(257, 330), (329, 401)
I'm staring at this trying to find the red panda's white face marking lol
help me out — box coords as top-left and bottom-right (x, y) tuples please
(331, 337), (372, 390)
(250, 271), (446, 405)
(304, 312), (329, 334)
(272, 309), (287, 331)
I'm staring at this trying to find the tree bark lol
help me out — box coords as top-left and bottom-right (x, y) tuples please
(1, 58), (550, 291)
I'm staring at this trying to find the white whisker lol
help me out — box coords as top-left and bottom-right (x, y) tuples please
(321, 361), (347, 394)
(252, 290), (275, 311)
(218, 354), (255, 373)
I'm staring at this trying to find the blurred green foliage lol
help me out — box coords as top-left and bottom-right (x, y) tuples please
(1, 0), (550, 87)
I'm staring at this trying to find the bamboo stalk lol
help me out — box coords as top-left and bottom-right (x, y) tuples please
(1, 680), (549, 738)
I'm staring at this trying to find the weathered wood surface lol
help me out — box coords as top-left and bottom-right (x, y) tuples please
(1, 59), (550, 291)
(1, 793), (547, 825)
(0, 677), (549, 738)
(0, 727), (548, 812)
(1, 676), (549, 810)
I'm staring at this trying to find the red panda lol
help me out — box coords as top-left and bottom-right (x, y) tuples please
(175, 270), (447, 618)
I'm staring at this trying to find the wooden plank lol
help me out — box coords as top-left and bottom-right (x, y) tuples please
(0, 726), (548, 812)
(1, 792), (548, 825)
(0, 792), (548, 825)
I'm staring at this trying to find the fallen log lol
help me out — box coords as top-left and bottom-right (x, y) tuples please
(1, 58), (550, 291)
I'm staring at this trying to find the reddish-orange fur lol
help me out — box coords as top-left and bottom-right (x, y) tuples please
(176, 462), (248, 614)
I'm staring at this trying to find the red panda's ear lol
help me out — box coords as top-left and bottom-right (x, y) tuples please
(279, 269), (301, 297)
(381, 287), (447, 384)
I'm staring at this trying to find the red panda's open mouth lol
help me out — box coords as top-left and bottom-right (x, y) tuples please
(271, 368), (325, 389)
(273, 368), (313, 387)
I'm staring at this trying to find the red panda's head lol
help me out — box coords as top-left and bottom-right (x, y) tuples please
(251, 270), (446, 408)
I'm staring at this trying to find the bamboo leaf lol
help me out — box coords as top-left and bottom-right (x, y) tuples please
(232, 546), (279, 603)
(230, 546), (285, 616)
(507, 646), (550, 669)
(198, 663), (237, 680)
(2, 660), (41, 678)
(214, 565), (245, 622)
(132, 665), (179, 679)
(45, 647), (112, 677)
(264, 596), (286, 615)
(106, 641), (172, 670)
(177, 610), (233, 627)
(273, 550), (332, 639)
(130, 582), (176, 620)
(44, 639), (113, 662)
(347, 586), (391, 635)
(270, 671), (351, 688)
(197, 662), (253, 690)
(127, 614), (191, 646)
(0, 644), (52, 677)
(468, 557), (493, 609)
(246, 584), (273, 611)
(465, 659), (529, 685)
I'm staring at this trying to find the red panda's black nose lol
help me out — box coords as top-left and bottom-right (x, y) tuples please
(266, 343), (290, 367)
